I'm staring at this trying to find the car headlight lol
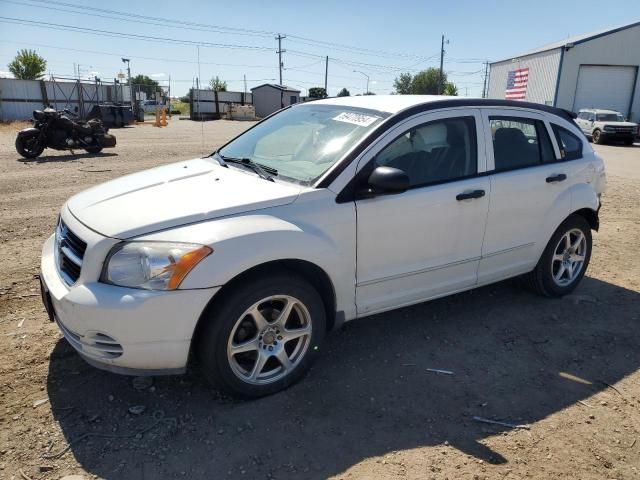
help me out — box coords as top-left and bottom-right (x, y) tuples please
(102, 242), (212, 290)
(603, 126), (615, 131)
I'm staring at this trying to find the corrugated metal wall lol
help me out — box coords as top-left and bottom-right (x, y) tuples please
(488, 49), (562, 105)
(0, 78), (130, 121)
(252, 86), (299, 118)
(555, 23), (640, 122)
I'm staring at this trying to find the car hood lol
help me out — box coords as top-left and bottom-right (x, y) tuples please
(601, 121), (637, 127)
(67, 158), (301, 239)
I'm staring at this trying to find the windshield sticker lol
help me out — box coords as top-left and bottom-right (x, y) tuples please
(332, 112), (379, 127)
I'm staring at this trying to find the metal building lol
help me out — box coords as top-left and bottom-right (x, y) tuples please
(487, 21), (640, 122)
(251, 84), (300, 118)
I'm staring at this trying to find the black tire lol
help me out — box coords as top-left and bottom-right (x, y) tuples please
(624, 138), (634, 146)
(85, 146), (103, 154)
(15, 134), (44, 159)
(523, 215), (592, 297)
(592, 129), (604, 144)
(196, 272), (326, 398)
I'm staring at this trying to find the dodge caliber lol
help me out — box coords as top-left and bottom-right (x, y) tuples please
(40, 96), (606, 397)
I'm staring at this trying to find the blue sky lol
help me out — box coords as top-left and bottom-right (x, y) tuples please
(0, 0), (638, 97)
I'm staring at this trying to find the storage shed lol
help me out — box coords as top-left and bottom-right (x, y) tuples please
(251, 84), (300, 118)
(487, 21), (640, 122)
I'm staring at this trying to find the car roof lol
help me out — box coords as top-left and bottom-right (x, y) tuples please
(579, 108), (621, 114)
(311, 95), (466, 114)
(305, 95), (577, 121)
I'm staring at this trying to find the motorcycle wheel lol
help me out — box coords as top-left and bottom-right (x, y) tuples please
(15, 134), (44, 159)
(85, 146), (103, 154)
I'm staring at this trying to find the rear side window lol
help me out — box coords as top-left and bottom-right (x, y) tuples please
(552, 125), (583, 160)
(490, 117), (555, 171)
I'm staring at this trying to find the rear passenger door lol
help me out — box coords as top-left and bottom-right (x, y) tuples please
(478, 109), (571, 284)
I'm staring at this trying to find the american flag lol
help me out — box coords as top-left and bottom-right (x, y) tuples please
(505, 68), (529, 100)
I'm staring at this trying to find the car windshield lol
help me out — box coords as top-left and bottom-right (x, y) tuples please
(218, 104), (387, 185)
(597, 113), (624, 122)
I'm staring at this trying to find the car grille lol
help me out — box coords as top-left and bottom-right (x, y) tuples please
(612, 127), (634, 134)
(56, 219), (87, 285)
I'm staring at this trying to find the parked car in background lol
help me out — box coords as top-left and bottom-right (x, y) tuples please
(40, 96), (606, 398)
(576, 108), (638, 145)
(139, 99), (168, 114)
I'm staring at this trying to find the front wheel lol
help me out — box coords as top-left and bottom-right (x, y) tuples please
(524, 215), (592, 297)
(15, 134), (44, 159)
(592, 129), (604, 144)
(196, 273), (326, 398)
(624, 138), (634, 146)
(85, 146), (103, 154)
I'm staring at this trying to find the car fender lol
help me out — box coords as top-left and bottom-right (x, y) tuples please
(137, 205), (357, 320)
(533, 181), (599, 261)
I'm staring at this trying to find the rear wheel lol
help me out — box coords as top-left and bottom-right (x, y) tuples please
(523, 215), (592, 297)
(196, 273), (326, 398)
(624, 138), (634, 146)
(592, 129), (604, 144)
(15, 134), (44, 158)
(85, 146), (103, 154)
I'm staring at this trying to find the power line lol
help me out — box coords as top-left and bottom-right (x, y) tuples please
(0, 16), (274, 50)
(2, 0), (445, 63)
(0, 40), (275, 69)
(16, 0), (276, 38)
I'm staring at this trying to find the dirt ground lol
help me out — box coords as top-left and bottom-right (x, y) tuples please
(1, 118), (639, 480)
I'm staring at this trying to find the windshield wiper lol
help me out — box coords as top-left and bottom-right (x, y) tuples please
(218, 154), (277, 182)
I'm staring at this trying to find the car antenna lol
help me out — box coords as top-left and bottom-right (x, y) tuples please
(196, 45), (205, 157)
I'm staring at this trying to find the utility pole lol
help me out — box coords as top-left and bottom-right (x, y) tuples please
(482, 61), (489, 98)
(121, 58), (134, 115)
(324, 56), (328, 93)
(438, 34), (448, 95)
(243, 74), (247, 96)
(275, 34), (286, 85)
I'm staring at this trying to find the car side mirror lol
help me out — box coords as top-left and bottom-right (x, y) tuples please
(364, 166), (410, 195)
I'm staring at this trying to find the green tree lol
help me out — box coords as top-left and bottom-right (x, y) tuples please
(308, 87), (328, 99)
(393, 72), (413, 95)
(208, 76), (227, 92)
(443, 82), (458, 96)
(8, 49), (46, 80)
(131, 74), (160, 98)
(337, 87), (350, 97)
(393, 68), (456, 96)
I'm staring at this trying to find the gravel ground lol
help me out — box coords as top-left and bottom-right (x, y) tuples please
(1, 119), (639, 480)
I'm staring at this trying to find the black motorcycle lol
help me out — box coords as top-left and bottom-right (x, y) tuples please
(15, 108), (117, 159)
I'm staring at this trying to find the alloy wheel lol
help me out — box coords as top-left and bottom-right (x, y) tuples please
(226, 295), (312, 385)
(551, 228), (587, 287)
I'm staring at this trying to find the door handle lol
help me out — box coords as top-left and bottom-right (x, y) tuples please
(456, 189), (485, 201)
(546, 174), (567, 183)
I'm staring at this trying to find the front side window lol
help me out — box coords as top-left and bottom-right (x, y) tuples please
(597, 113), (624, 122)
(490, 117), (555, 171)
(374, 116), (477, 187)
(219, 105), (387, 185)
(552, 125), (583, 160)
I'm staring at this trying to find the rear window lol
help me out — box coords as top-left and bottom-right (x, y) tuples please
(552, 125), (583, 161)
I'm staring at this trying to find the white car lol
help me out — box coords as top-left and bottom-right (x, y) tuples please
(575, 108), (638, 145)
(40, 96), (606, 397)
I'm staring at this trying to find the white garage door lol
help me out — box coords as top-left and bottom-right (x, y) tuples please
(573, 65), (637, 116)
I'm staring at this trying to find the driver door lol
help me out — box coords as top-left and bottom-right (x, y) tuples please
(354, 109), (489, 316)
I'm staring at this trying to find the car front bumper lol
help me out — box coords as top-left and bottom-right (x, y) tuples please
(600, 131), (636, 141)
(41, 232), (219, 375)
